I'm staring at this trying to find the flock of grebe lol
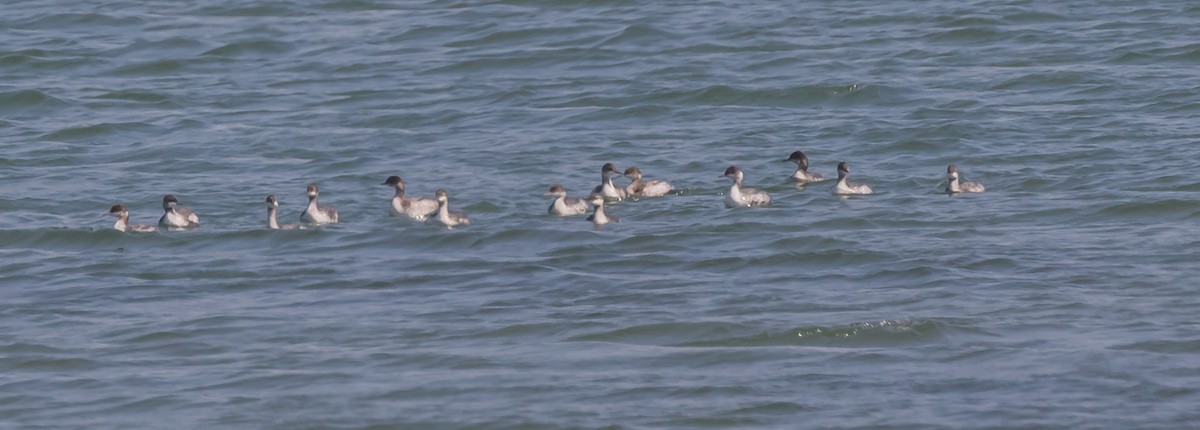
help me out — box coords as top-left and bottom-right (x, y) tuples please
(106, 151), (984, 232)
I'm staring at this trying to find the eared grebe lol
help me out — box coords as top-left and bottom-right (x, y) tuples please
(382, 175), (439, 220)
(591, 163), (627, 201)
(300, 183), (339, 225)
(265, 195), (306, 230)
(158, 194), (200, 229)
(434, 189), (470, 228)
(587, 194), (619, 225)
(831, 162), (873, 195)
(545, 184), (589, 216)
(946, 165), (985, 193)
(109, 204), (157, 232)
(623, 166), (673, 197)
(722, 165), (772, 207)
(782, 151), (824, 183)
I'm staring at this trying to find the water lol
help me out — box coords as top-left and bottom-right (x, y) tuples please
(3, 0), (1199, 428)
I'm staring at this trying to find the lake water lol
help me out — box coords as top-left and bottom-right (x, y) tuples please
(2, 0), (1199, 428)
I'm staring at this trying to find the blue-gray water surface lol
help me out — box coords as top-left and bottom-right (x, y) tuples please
(2, 0), (1199, 428)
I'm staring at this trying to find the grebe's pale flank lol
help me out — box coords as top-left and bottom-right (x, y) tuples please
(434, 188), (470, 228)
(382, 175), (439, 220)
(722, 165), (772, 207)
(300, 183), (339, 225)
(109, 204), (157, 232)
(946, 165), (985, 193)
(587, 193), (619, 225)
(591, 163), (627, 201)
(782, 151), (824, 183)
(266, 195), (306, 230)
(623, 167), (673, 198)
(545, 184), (589, 216)
(158, 194), (200, 229)
(831, 162), (873, 195)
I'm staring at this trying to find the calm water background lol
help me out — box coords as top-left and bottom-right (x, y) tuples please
(2, 0), (1199, 428)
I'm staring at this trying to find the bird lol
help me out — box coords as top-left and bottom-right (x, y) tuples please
(545, 184), (589, 216)
(623, 167), (673, 197)
(265, 195), (306, 230)
(300, 183), (339, 225)
(382, 175), (439, 220)
(831, 162), (873, 195)
(782, 150), (824, 183)
(945, 165), (985, 193)
(434, 189), (470, 228)
(158, 194), (200, 229)
(722, 165), (772, 207)
(108, 204), (157, 232)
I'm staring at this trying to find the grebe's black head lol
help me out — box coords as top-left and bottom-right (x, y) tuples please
(109, 204), (127, 215)
(266, 195), (279, 207)
(723, 165), (740, 177)
(837, 162), (849, 174)
(602, 163), (619, 175)
(382, 175), (403, 186)
(623, 166), (641, 178)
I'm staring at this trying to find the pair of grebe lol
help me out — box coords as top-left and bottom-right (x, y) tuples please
(107, 194), (199, 232)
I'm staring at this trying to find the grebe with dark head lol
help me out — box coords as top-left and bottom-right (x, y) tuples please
(831, 162), (873, 195)
(722, 165), (771, 207)
(945, 165), (985, 194)
(623, 167), (673, 197)
(545, 184), (589, 216)
(590, 163), (627, 201)
(300, 183), (339, 225)
(382, 175), (439, 220)
(265, 195), (306, 230)
(434, 189), (470, 228)
(109, 204), (157, 232)
(586, 193), (619, 225)
(158, 194), (200, 229)
(782, 151), (824, 183)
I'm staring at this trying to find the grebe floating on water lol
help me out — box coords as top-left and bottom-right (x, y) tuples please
(158, 194), (200, 229)
(434, 189), (470, 228)
(945, 165), (985, 194)
(300, 183), (339, 225)
(722, 166), (772, 207)
(382, 176), (439, 220)
(545, 184), (589, 216)
(587, 194), (619, 225)
(831, 162), (873, 195)
(265, 195), (306, 230)
(782, 151), (824, 183)
(623, 167), (673, 197)
(109, 204), (157, 232)
(591, 163), (627, 201)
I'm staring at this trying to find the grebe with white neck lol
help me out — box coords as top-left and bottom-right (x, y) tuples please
(587, 194), (619, 225)
(782, 151), (823, 183)
(545, 184), (589, 216)
(590, 163), (627, 201)
(158, 194), (200, 229)
(382, 175), (439, 220)
(109, 204), (157, 232)
(300, 183), (339, 225)
(722, 165), (772, 207)
(434, 189), (470, 228)
(623, 167), (673, 197)
(831, 162), (873, 195)
(265, 195), (306, 230)
(945, 165), (985, 194)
